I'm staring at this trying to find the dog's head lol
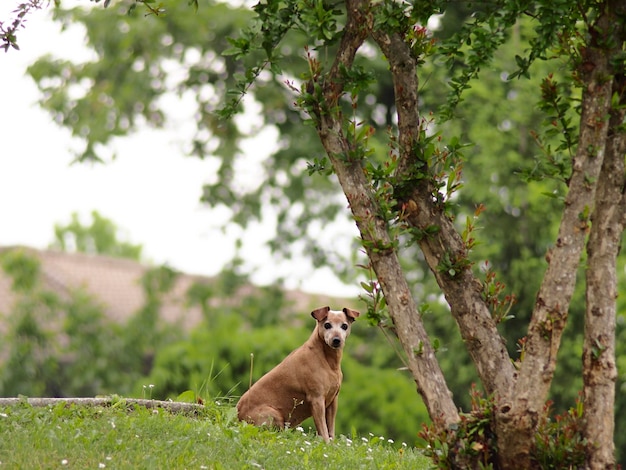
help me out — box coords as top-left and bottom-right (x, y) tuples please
(311, 306), (360, 350)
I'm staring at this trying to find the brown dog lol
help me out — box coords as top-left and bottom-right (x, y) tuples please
(236, 306), (360, 442)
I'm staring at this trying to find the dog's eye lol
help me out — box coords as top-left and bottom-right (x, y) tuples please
(324, 322), (332, 329)
(341, 323), (348, 330)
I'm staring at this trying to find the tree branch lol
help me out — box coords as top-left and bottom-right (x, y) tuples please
(312, 0), (459, 430)
(371, 26), (516, 402)
(497, 1), (620, 465)
(0, 0), (46, 52)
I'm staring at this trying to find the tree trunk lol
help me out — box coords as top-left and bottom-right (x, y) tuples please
(371, 27), (516, 403)
(496, 2), (620, 466)
(311, 0), (460, 430)
(582, 73), (626, 469)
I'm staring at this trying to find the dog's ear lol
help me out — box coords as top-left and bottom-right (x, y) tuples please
(343, 308), (360, 322)
(311, 306), (330, 321)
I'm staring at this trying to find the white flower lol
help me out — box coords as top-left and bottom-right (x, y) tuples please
(98, 463), (106, 468)
(61, 460), (68, 465)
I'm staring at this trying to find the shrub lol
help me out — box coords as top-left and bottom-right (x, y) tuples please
(418, 385), (587, 469)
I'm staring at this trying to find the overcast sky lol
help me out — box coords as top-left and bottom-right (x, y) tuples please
(0, 3), (359, 297)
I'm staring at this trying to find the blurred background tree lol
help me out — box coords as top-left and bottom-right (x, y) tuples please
(52, 210), (143, 260)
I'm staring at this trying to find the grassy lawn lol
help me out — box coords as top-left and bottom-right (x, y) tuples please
(0, 399), (430, 469)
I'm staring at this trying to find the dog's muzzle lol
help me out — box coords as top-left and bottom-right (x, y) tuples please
(331, 337), (342, 348)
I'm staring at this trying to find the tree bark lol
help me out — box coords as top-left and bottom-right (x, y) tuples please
(370, 25), (516, 400)
(582, 72), (626, 469)
(311, 0), (460, 430)
(496, 2), (619, 466)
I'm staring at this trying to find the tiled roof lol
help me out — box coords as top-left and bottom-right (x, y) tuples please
(0, 246), (204, 330)
(0, 246), (354, 332)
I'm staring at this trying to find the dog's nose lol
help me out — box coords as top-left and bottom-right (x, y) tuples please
(332, 337), (342, 348)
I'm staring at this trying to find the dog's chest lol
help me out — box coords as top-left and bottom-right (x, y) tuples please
(322, 369), (342, 402)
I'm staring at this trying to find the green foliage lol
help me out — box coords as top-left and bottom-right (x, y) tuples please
(57, 289), (129, 396)
(518, 73), (578, 184)
(480, 261), (516, 324)
(510, 1), (584, 80)
(436, 250), (472, 279)
(419, 385), (498, 469)
(0, 292), (61, 397)
(52, 211), (143, 260)
(533, 397), (587, 469)
(437, 1), (523, 119)
(124, 265), (183, 376)
(536, 74), (578, 157)
(0, 401), (429, 469)
(339, 355), (429, 444)
(0, 247), (41, 291)
(358, 263), (389, 327)
(145, 313), (302, 401)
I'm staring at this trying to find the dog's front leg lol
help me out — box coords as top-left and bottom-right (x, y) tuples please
(310, 397), (330, 442)
(325, 395), (338, 440)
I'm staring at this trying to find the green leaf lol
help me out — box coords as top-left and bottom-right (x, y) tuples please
(176, 390), (197, 403)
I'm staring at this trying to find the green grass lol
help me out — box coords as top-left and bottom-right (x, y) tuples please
(0, 400), (430, 469)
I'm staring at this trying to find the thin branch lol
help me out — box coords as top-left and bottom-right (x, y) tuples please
(1, 0), (47, 52)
